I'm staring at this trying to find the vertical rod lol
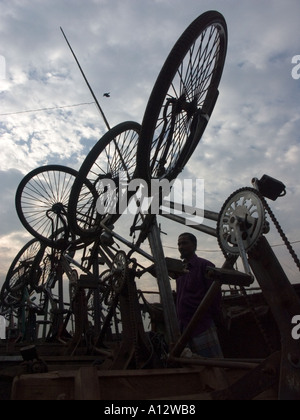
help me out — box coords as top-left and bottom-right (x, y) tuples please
(93, 255), (101, 336)
(60, 27), (111, 131)
(60, 27), (131, 177)
(147, 216), (180, 345)
(57, 263), (65, 328)
(171, 281), (221, 358)
(42, 297), (49, 340)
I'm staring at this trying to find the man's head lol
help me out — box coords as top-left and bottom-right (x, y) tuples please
(178, 233), (197, 260)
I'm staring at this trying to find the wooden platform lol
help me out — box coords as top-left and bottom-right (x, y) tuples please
(10, 365), (229, 400)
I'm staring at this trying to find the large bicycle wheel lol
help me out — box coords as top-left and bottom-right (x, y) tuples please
(4, 238), (43, 293)
(30, 227), (78, 292)
(15, 165), (84, 249)
(137, 10), (227, 182)
(68, 121), (141, 238)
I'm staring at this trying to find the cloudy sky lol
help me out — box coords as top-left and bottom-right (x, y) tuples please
(0, 0), (300, 292)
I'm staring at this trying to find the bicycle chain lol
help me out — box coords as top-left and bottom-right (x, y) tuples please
(259, 193), (300, 272)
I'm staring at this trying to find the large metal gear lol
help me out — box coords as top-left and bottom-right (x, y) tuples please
(217, 188), (267, 258)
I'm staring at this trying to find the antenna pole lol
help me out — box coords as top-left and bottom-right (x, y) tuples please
(60, 26), (110, 131)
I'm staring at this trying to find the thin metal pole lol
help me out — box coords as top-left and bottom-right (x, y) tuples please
(164, 201), (220, 222)
(60, 27), (132, 175)
(93, 256), (101, 336)
(60, 27), (111, 131)
(160, 212), (217, 238)
(100, 222), (155, 262)
(170, 257), (236, 358)
(169, 356), (259, 370)
(171, 281), (221, 358)
(147, 217), (181, 345)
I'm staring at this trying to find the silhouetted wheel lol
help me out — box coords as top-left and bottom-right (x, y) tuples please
(137, 10), (227, 182)
(15, 165), (84, 249)
(4, 238), (43, 293)
(68, 121), (141, 238)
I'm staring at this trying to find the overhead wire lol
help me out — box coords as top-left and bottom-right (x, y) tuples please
(0, 101), (96, 117)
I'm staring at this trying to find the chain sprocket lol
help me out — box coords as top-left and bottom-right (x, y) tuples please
(217, 186), (300, 273)
(217, 188), (267, 258)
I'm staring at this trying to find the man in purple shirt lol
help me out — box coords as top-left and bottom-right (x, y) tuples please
(175, 232), (223, 358)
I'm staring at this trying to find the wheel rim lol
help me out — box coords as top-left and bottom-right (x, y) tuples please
(217, 188), (266, 256)
(5, 239), (43, 293)
(16, 165), (79, 248)
(138, 11), (227, 181)
(68, 122), (141, 237)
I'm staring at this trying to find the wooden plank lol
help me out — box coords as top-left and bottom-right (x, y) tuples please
(96, 367), (210, 400)
(10, 367), (239, 400)
(74, 367), (100, 400)
(11, 371), (75, 400)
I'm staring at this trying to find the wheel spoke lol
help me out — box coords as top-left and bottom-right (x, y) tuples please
(138, 11), (227, 181)
(16, 165), (80, 248)
(68, 122), (141, 237)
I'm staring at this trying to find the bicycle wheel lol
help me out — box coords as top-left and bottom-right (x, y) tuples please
(30, 226), (78, 292)
(137, 10), (227, 182)
(68, 121), (141, 238)
(30, 245), (60, 292)
(4, 238), (43, 293)
(16, 165), (84, 249)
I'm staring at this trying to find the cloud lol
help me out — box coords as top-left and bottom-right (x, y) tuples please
(0, 169), (24, 234)
(0, 230), (33, 287)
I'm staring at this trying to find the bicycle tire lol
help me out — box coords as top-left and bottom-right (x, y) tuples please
(29, 226), (78, 292)
(4, 238), (43, 293)
(30, 244), (60, 292)
(137, 10), (228, 182)
(68, 121), (141, 238)
(15, 165), (85, 249)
